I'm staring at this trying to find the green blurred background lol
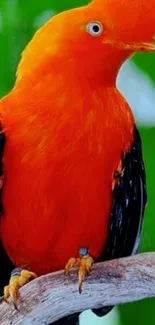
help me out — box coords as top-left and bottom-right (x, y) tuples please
(0, 0), (155, 324)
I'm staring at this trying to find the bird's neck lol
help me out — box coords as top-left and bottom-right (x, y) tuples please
(2, 49), (133, 136)
(1, 72), (134, 170)
(15, 45), (132, 88)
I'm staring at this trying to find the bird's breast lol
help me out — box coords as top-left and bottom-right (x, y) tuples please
(0, 87), (134, 273)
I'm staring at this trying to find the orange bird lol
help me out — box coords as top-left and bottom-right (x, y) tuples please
(0, 0), (155, 323)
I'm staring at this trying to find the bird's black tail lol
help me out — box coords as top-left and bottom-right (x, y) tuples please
(52, 306), (114, 325)
(52, 313), (79, 325)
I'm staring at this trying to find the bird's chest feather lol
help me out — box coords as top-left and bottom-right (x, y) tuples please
(1, 87), (134, 273)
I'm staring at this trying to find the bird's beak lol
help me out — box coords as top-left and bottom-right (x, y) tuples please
(104, 40), (155, 52)
(121, 41), (155, 52)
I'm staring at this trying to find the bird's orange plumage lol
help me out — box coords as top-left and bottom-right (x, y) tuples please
(0, 0), (155, 275)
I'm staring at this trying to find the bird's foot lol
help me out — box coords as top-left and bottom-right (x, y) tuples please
(65, 248), (94, 293)
(3, 268), (37, 309)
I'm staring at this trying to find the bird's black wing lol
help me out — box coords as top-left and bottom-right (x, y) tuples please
(0, 128), (14, 296)
(0, 245), (14, 297)
(93, 126), (147, 317)
(101, 126), (147, 261)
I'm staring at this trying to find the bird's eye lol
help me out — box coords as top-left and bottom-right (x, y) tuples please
(86, 21), (103, 37)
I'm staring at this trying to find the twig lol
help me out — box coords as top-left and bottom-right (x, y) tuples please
(0, 252), (155, 325)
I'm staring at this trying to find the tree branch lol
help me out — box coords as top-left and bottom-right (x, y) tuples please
(1, 252), (155, 325)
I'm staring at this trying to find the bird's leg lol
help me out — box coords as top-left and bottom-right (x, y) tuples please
(65, 247), (94, 294)
(3, 267), (37, 309)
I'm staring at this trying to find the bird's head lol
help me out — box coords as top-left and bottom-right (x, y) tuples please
(91, 0), (155, 51)
(17, 0), (155, 85)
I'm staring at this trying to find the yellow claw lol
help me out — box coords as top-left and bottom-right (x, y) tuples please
(65, 248), (94, 294)
(4, 268), (37, 309)
(64, 257), (78, 276)
(77, 255), (94, 293)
